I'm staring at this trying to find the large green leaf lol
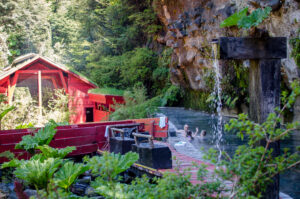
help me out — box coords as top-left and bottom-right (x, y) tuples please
(1, 159), (22, 169)
(0, 106), (15, 120)
(37, 145), (76, 159)
(85, 151), (139, 180)
(15, 121), (58, 153)
(238, 7), (272, 29)
(14, 157), (63, 189)
(220, 7), (248, 28)
(54, 161), (89, 190)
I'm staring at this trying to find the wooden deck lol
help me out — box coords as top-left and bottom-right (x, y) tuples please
(130, 141), (215, 185)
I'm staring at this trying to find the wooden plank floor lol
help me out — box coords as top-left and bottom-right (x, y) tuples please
(156, 141), (215, 185)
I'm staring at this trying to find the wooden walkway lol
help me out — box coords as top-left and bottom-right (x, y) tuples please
(130, 141), (215, 185)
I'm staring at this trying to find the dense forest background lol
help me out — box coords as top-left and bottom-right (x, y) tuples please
(1, 0), (299, 118)
(0, 0), (182, 108)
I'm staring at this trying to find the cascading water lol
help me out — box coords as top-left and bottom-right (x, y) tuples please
(211, 43), (223, 163)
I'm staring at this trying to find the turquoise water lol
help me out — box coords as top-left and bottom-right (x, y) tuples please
(159, 107), (300, 199)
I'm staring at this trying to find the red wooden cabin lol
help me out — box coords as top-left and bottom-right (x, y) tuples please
(88, 93), (125, 122)
(0, 54), (97, 124)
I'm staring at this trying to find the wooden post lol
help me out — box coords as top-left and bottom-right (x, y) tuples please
(218, 37), (286, 199)
(8, 73), (19, 104)
(38, 70), (42, 116)
(249, 59), (281, 199)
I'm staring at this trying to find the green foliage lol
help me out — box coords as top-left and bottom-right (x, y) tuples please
(7, 33), (24, 63)
(14, 157), (63, 190)
(204, 80), (300, 198)
(15, 120), (58, 154)
(1, 158), (22, 169)
(85, 151), (138, 180)
(37, 145), (76, 159)
(161, 85), (184, 107)
(183, 90), (212, 112)
(54, 161), (89, 190)
(0, 151), (15, 160)
(88, 88), (124, 96)
(15, 122), (34, 129)
(220, 7), (272, 29)
(0, 105), (15, 130)
(290, 30), (300, 68)
(87, 152), (139, 199)
(110, 85), (162, 120)
(220, 7), (248, 28)
(238, 7), (272, 29)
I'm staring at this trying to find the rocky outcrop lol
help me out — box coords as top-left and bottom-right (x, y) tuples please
(154, 0), (299, 91)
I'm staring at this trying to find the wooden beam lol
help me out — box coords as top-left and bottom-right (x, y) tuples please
(8, 73), (19, 104)
(38, 71), (42, 116)
(219, 37), (287, 60)
(17, 70), (60, 74)
(50, 77), (58, 89)
(58, 71), (67, 92)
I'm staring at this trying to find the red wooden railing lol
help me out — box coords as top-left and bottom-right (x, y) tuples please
(0, 118), (168, 163)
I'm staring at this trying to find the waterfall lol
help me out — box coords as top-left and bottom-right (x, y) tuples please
(212, 43), (223, 163)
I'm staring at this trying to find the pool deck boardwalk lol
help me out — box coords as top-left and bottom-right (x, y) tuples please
(130, 141), (215, 185)
(158, 142), (215, 185)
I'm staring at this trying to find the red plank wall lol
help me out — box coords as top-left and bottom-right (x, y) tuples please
(68, 75), (95, 124)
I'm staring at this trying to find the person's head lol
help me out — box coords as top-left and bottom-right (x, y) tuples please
(184, 124), (189, 131)
(200, 130), (207, 136)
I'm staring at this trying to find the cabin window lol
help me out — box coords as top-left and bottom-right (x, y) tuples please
(96, 103), (109, 112)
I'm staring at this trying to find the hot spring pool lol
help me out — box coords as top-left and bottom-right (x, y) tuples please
(158, 107), (300, 199)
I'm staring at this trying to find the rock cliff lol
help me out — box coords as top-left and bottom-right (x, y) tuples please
(154, 0), (299, 90)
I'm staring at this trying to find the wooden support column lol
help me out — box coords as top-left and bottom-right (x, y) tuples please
(218, 37), (286, 199)
(8, 73), (20, 104)
(249, 59), (281, 199)
(38, 70), (42, 116)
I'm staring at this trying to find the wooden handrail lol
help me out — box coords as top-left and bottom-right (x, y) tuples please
(132, 133), (154, 148)
(110, 128), (125, 140)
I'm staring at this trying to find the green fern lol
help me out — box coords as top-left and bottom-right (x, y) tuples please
(14, 157), (63, 189)
(54, 161), (89, 190)
(37, 145), (76, 159)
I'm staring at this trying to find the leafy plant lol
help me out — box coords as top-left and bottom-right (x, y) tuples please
(205, 80), (300, 198)
(37, 145), (76, 159)
(220, 7), (272, 29)
(15, 120), (58, 154)
(87, 152), (139, 199)
(7, 33), (24, 63)
(290, 30), (300, 68)
(85, 152), (138, 179)
(14, 157), (63, 190)
(0, 106), (15, 130)
(0, 150), (15, 160)
(220, 7), (248, 28)
(54, 161), (89, 190)
(15, 122), (34, 129)
(1, 158), (22, 169)
(110, 85), (162, 121)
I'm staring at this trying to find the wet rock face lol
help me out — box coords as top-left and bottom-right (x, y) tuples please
(154, 0), (299, 91)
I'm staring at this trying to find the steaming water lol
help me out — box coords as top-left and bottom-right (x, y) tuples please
(158, 107), (299, 199)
